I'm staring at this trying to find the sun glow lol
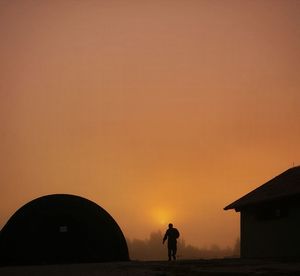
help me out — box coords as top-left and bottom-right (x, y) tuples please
(151, 207), (173, 227)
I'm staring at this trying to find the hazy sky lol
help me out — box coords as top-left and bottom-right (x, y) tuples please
(1, 0), (299, 248)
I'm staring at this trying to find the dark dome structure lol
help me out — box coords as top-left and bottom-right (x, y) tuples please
(0, 194), (129, 265)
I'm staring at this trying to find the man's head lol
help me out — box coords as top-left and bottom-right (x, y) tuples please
(168, 223), (173, 229)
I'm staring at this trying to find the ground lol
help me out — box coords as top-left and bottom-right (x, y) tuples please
(1, 258), (300, 275)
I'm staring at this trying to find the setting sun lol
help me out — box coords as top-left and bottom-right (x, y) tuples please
(151, 208), (173, 227)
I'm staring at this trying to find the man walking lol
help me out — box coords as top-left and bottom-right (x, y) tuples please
(163, 223), (180, 261)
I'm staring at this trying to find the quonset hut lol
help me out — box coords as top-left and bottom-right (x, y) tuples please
(224, 167), (300, 258)
(0, 194), (129, 265)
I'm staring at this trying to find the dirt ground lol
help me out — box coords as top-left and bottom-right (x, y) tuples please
(1, 258), (300, 275)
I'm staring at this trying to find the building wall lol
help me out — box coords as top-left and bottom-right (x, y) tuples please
(240, 201), (300, 258)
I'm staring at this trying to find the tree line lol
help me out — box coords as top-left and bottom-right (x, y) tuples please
(127, 231), (240, 260)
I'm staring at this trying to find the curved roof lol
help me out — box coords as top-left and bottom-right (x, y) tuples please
(224, 167), (300, 211)
(0, 194), (129, 265)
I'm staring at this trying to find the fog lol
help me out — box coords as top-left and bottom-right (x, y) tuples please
(127, 231), (240, 261)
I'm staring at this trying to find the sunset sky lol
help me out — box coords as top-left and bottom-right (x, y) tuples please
(1, 0), (299, 249)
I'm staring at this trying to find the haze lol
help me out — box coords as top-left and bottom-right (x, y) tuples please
(1, 0), (299, 249)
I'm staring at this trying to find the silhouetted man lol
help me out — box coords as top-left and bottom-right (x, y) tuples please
(163, 223), (180, 261)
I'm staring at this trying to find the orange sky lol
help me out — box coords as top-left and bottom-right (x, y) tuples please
(1, 0), (300, 249)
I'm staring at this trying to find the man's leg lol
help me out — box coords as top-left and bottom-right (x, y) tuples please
(168, 247), (172, 261)
(172, 246), (177, 260)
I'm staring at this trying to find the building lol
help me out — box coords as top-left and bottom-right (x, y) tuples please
(224, 166), (300, 258)
(0, 194), (129, 265)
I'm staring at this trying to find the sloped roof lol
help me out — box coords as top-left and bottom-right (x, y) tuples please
(224, 166), (300, 211)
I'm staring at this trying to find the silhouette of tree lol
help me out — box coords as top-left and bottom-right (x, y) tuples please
(232, 238), (240, 257)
